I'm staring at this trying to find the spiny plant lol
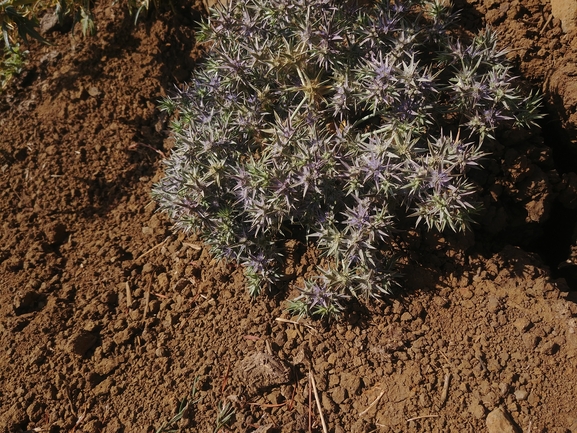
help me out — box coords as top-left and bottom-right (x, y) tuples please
(213, 401), (234, 433)
(0, 0), (164, 49)
(0, 42), (27, 90)
(54, 0), (159, 37)
(0, 0), (45, 49)
(153, 0), (541, 318)
(154, 378), (235, 433)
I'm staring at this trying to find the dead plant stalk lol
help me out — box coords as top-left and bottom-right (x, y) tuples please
(309, 370), (328, 433)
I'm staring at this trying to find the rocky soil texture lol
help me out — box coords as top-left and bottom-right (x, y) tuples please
(1, 0), (577, 432)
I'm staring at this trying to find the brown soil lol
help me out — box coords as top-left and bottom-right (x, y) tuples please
(1, 0), (577, 432)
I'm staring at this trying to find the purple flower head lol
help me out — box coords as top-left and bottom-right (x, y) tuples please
(427, 167), (452, 193)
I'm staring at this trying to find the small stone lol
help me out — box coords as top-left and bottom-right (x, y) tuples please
(88, 86), (101, 97)
(514, 389), (528, 401)
(156, 347), (168, 357)
(66, 331), (98, 357)
(95, 358), (119, 376)
(469, 400), (486, 419)
(94, 377), (114, 396)
(539, 340), (559, 356)
(498, 382), (509, 395)
(331, 387), (347, 404)
(340, 373), (362, 396)
(514, 317), (532, 333)
(322, 392), (335, 412)
(113, 327), (135, 346)
(486, 407), (521, 433)
(142, 226), (154, 235)
(487, 296), (501, 313)
(328, 374), (340, 388)
(506, 401), (520, 415)
(521, 333), (540, 350)
(165, 311), (178, 327)
(527, 392), (540, 406)
(400, 312), (413, 321)
(292, 346), (311, 367)
(148, 300), (161, 315)
(460, 288), (474, 299)
(83, 321), (98, 332)
(157, 273), (169, 290)
(433, 296), (449, 308)
(482, 391), (499, 409)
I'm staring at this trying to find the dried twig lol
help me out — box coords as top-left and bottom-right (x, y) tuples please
(275, 317), (317, 332)
(359, 389), (385, 417)
(265, 339), (272, 356)
(406, 414), (439, 422)
(135, 235), (171, 262)
(309, 371), (328, 433)
(540, 14), (553, 35)
(182, 242), (203, 250)
(70, 406), (87, 433)
(142, 276), (151, 321)
(440, 373), (451, 406)
(221, 359), (231, 395)
(128, 141), (167, 158)
(439, 350), (450, 365)
(125, 282), (133, 308)
(248, 402), (286, 408)
(308, 373), (312, 433)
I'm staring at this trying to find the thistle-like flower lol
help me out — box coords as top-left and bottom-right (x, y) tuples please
(153, 0), (542, 318)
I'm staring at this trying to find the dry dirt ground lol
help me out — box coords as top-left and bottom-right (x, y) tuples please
(1, 0), (577, 432)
